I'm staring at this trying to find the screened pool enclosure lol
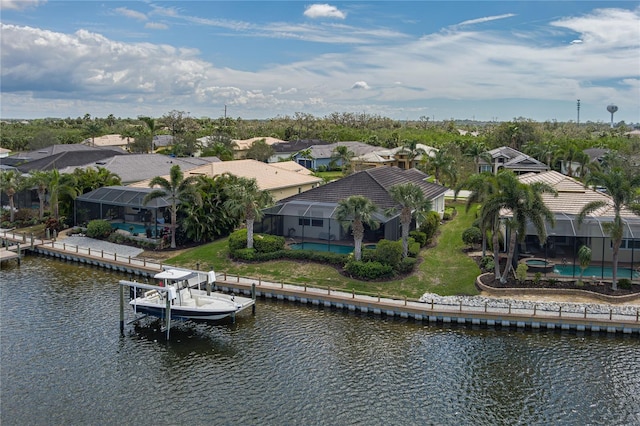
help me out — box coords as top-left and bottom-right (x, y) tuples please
(256, 200), (403, 249)
(74, 186), (173, 239)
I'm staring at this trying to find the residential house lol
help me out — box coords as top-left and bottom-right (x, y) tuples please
(129, 159), (322, 202)
(351, 144), (438, 171)
(478, 146), (548, 175)
(268, 139), (330, 163)
(257, 167), (448, 245)
(505, 171), (639, 279)
(292, 141), (380, 170)
(82, 134), (130, 150)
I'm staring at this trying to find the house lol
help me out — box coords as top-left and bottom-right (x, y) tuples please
(257, 167), (448, 245)
(57, 154), (220, 185)
(478, 146), (548, 175)
(128, 159), (322, 201)
(152, 135), (175, 151)
(351, 144), (438, 171)
(231, 137), (286, 160)
(505, 171), (639, 278)
(292, 141), (380, 171)
(0, 147), (11, 158)
(12, 144), (127, 172)
(268, 139), (330, 163)
(82, 134), (130, 150)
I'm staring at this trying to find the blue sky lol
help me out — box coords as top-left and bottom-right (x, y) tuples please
(1, 1), (639, 124)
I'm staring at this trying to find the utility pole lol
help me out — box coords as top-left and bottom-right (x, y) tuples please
(576, 99), (580, 125)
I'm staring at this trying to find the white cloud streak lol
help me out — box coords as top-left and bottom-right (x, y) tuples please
(0, 0), (45, 11)
(455, 13), (516, 27)
(114, 7), (148, 21)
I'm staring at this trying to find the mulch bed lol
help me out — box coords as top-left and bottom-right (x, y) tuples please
(478, 272), (640, 297)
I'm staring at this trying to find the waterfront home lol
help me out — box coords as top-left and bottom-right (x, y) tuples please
(129, 159), (322, 202)
(507, 171), (639, 278)
(257, 166), (448, 245)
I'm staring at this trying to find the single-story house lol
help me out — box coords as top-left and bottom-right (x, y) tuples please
(268, 139), (331, 163)
(128, 159), (322, 202)
(351, 144), (438, 171)
(257, 167), (448, 246)
(82, 134), (130, 150)
(479, 146), (548, 175)
(292, 141), (380, 170)
(505, 171), (639, 280)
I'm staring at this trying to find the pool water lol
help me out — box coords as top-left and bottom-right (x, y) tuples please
(289, 242), (377, 254)
(111, 222), (152, 236)
(553, 264), (639, 279)
(525, 260), (551, 266)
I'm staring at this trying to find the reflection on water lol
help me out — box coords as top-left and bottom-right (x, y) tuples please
(2, 256), (640, 425)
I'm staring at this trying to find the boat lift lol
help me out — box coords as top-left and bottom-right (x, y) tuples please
(119, 270), (256, 340)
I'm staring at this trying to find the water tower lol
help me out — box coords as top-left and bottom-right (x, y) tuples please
(606, 104), (618, 128)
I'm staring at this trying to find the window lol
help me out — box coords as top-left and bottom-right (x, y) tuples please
(298, 218), (310, 226)
(312, 219), (323, 227)
(618, 239), (640, 250)
(479, 165), (492, 173)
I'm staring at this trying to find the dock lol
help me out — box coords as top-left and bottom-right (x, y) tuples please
(2, 229), (639, 336)
(0, 246), (21, 265)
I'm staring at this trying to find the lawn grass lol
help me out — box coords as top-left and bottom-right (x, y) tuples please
(313, 170), (344, 182)
(165, 201), (481, 299)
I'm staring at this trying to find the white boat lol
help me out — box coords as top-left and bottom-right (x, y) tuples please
(129, 269), (252, 321)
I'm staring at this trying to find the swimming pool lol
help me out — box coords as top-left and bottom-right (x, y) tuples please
(553, 264), (639, 279)
(111, 222), (153, 236)
(289, 242), (377, 254)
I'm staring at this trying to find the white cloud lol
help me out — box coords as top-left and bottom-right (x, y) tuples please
(455, 14), (516, 27)
(304, 4), (346, 20)
(145, 22), (168, 30)
(570, 39), (583, 45)
(114, 7), (147, 21)
(352, 81), (370, 90)
(0, 0), (45, 10)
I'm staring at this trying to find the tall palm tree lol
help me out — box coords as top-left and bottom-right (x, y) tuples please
(577, 169), (640, 290)
(335, 195), (379, 261)
(559, 143), (582, 177)
(28, 170), (52, 219)
(481, 171), (556, 283)
(387, 183), (432, 258)
(139, 116), (156, 153)
(0, 170), (27, 222)
(421, 147), (455, 185)
(48, 169), (78, 220)
(223, 177), (274, 249)
(464, 172), (499, 257)
(398, 140), (426, 169)
(143, 165), (201, 249)
(463, 141), (491, 173)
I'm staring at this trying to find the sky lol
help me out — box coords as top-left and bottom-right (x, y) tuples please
(1, 1), (639, 124)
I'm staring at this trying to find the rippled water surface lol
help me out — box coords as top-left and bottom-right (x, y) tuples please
(2, 257), (639, 425)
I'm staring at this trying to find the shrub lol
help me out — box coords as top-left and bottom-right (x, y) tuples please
(233, 248), (256, 261)
(408, 240), (420, 258)
(372, 239), (402, 268)
(534, 272), (542, 284)
(253, 234), (285, 253)
(397, 257), (417, 274)
(516, 263), (528, 283)
(462, 227), (482, 248)
(14, 208), (38, 224)
(228, 229), (248, 253)
(479, 256), (493, 271)
(344, 260), (394, 280)
(44, 217), (64, 233)
(86, 219), (112, 239)
(419, 211), (440, 242)
(409, 230), (427, 247)
(618, 278), (632, 290)
(442, 207), (456, 221)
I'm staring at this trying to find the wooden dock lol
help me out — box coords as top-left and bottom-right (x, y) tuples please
(0, 246), (21, 264)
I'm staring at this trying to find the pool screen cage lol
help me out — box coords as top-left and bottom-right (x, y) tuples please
(74, 186), (173, 238)
(256, 200), (399, 249)
(516, 212), (639, 282)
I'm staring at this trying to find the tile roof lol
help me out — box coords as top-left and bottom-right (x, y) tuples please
(128, 159), (322, 192)
(57, 154), (219, 184)
(518, 170), (639, 219)
(231, 137), (286, 150)
(271, 139), (330, 153)
(82, 134), (130, 147)
(280, 166), (448, 210)
(306, 141), (380, 159)
(16, 149), (128, 172)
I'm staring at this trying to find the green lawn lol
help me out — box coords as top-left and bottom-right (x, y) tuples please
(165, 201), (481, 299)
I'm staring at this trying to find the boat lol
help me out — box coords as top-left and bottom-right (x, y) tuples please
(129, 269), (253, 321)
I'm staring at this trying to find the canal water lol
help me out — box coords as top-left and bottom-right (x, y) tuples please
(1, 256), (639, 425)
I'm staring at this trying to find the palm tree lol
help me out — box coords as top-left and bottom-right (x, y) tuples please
(577, 169), (640, 290)
(48, 169), (78, 219)
(559, 143), (582, 177)
(387, 183), (432, 258)
(139, 116), (156, 153)
(335, 195), (379, 261)
(481, 171), (556, 283)
(28, 170), (52, 219)
(463, 141), (491, 173)
(0, 170), (27, 222)
(330, 145), (355, 174)
(421, 147), (455, 185)
(143, 165), (201, 249)
(84, 121), (102, 147)
(398, 140), (426, 169)
(223, 177), (274, 249)
(464, 172), (499, 257)
(577, 245), (592, 283)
